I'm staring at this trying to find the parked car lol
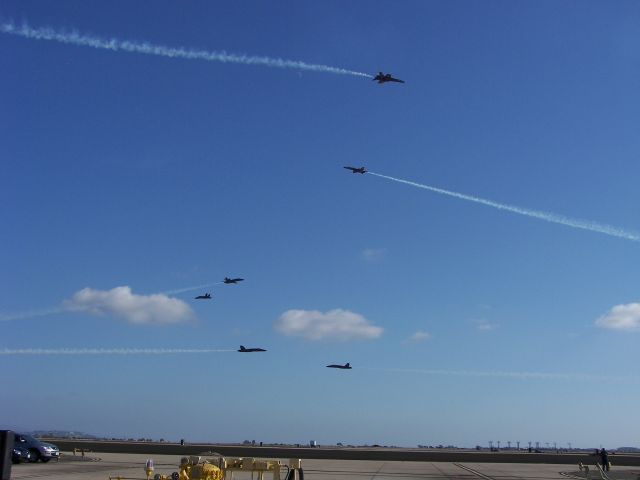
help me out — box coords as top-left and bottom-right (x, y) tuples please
(13, 434), (59, 462)
(11, 446), (32, 464)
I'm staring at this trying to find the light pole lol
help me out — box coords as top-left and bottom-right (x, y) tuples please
(517, 441), (520, 450)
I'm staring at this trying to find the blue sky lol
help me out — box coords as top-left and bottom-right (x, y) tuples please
(1, 1), (639, 448)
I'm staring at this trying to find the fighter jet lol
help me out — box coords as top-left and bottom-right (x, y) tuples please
(373, 72), (405, 84)
(343, 166), (366, 174)
(224, 277), (244, 284)
(238, 345), (267, 353)
(326, 363), (352, 369)
(194, 293), (212, 299)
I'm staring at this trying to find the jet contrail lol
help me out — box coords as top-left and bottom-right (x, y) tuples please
(0, 307), (64, 322)
(0, 281), (222, 322)
(0, 348), (234, 355)
(0, 20), (370, 78)
(360, 367), (636, 382)
(161, 282), (222, 295)
(368, 172), (640, 242)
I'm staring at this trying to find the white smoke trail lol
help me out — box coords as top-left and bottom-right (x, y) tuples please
(0, 348), (234, 355)
(0, 20), (370, 78)
(368, 172), (640, 242)
(0, 307), (64, 322)
(162, 282), (222, 295)
(360, 367), (636, 382)
(0, 281), (222, 322)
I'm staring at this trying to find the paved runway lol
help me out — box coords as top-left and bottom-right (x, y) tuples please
(9, 452), (640, 480)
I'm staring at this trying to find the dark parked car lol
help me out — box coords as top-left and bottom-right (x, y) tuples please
(12, 446), (32, 464)
(14, 434), (59, 462)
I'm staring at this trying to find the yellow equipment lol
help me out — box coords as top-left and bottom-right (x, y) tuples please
(145, 459), (154, 480)
(177, 455), (303, 480)
(110, 455), (303, 480)
(177, 456), (223, 480)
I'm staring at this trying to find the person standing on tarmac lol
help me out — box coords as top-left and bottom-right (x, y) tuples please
(600, 448), (609, 471)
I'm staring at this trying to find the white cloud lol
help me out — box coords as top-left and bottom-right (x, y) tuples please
(596, 303), (640, 332)
(64, 286), (194, 325)
(473, 319), (497, 331)
(274, 309), (383, 341)
(361, 248), (386, 262)
(408, 331), (431, 342)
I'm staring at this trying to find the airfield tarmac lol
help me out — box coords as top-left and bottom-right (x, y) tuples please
(9, 453), (640, 480)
